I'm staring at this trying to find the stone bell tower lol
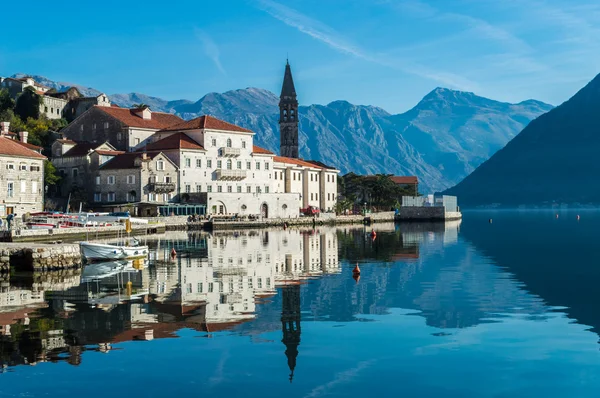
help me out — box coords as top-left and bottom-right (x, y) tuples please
(281, 284), (301, 382)
(279, 60), (299, 158)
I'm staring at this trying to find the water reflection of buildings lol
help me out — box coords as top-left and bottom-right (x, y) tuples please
(0, 270), (81, 368)
(2, 222), (486, 374)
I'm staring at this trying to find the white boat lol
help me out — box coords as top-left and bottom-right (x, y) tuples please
(80, 242), (149, 261)
(81, 260), (127, 282)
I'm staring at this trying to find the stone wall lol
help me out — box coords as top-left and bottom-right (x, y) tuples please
(396, 207), (446, 220)
(0, 243), (82, 272)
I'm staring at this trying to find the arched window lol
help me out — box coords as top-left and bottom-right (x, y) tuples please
(226, 138), (232, 148)
(227, 159), (232, 170)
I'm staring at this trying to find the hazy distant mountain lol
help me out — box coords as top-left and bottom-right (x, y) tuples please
(7, 73), (552, 192)
(445, 73), (600, 206)
(158, 87), (551, 191)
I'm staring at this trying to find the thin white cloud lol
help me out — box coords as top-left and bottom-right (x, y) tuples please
(256, 0), (370, 60)
(255, 0), (479, 91)
(195, 29), (226, 75)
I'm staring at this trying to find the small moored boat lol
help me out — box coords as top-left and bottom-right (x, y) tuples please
(80, 241), (149, 261)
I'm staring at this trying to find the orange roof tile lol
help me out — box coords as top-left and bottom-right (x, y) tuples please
(158, 115), (253, 133)
(94, 150), (125, 156)
(252, 145), (274, 155)
(145, 132), (205, 151)
(0, 136), (46, 159)
(96, 106), (182, 130)
(390, 176), (418, 184)
(273, 156), (324, 169)
(15, 141), (42, 152)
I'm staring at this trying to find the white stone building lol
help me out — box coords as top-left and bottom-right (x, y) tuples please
(0, 130), (46, 216)
(140, 115), (339, 217)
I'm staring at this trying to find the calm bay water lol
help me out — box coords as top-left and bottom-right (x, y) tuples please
(2, 211), (600, 397)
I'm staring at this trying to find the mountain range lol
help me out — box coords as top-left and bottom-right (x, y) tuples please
(11, 73), (553, 192)
(445, 73), (600, 207)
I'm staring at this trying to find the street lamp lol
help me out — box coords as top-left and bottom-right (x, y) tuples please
(363, 202), (367, 215)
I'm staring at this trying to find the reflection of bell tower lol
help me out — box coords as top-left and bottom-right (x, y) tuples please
(281, 284), (301, 382)
(279, 59), (299, 158)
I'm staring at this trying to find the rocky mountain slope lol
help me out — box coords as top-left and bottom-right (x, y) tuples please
(8, 73), (553, 192)
(445, 73), (600, 206)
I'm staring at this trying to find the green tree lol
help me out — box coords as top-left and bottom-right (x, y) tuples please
(44, 160), (61, 186)
(0, 88), (15, 112)
(14, 87), (42, 120)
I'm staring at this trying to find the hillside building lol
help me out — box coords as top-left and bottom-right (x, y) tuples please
(0, 130), (46, 215)
(60, 105), (183, 152)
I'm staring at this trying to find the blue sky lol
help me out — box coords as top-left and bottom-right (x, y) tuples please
(1, 0), (599, 113)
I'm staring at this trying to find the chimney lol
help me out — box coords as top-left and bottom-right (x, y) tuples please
(20, 131), (28, 144)
(0, 122), (9, 135)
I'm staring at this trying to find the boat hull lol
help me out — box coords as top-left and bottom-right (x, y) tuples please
(80, 242), (149, 261)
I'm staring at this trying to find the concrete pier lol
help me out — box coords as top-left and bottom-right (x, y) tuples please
(7, 223), (166, 243)
(0, 243), (82, 272)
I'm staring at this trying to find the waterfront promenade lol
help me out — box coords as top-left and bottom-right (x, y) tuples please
(0, 209), (461, 243)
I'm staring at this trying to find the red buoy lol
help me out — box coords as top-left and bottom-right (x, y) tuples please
(171, 248), (177, 257)
(352, 264), (361, 275)
(370, 229), (376, 238)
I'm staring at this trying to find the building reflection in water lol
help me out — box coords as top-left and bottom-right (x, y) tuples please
(0, 223), (482, 374)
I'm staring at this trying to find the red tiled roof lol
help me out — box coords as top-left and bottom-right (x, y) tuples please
(305, 160), (337, 170)
(15, 141), (42, 152)
(273, 156), (323, 169)
(0, 136), (46, 159)
(62, 142), (100, 157)
(145, 132), (205, 151)
(96, 106), (182, 129)
(94, 150), (125, 156)
(158, 115), (253, 133)
(390, 176), (418, 184)
(252, 145), (274, 155)
(100, 151), (162, 170)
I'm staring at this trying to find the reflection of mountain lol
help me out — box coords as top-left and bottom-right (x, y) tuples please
(459, 212), (600, 337)
(301, 222), (546, 329)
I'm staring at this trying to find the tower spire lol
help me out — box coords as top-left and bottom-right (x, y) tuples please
(281, 284), (301, 383)
(279, 60), (299, 158)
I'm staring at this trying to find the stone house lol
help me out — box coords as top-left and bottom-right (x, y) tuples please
(0, 135), (46, 216)
(47, 88), (111, 122)
(0, 76), (50, 98)
(94, 151), (179, 216)
(50, 141), (123, 202)
(60, 105), (182, 152)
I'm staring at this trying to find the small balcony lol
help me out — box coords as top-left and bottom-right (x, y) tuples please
(220, 147), (241, 157)
(149, 182), (176, 193)
(215, 169), (247, 181)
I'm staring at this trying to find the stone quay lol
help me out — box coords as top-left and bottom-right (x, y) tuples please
(0, 243), (82, 272)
